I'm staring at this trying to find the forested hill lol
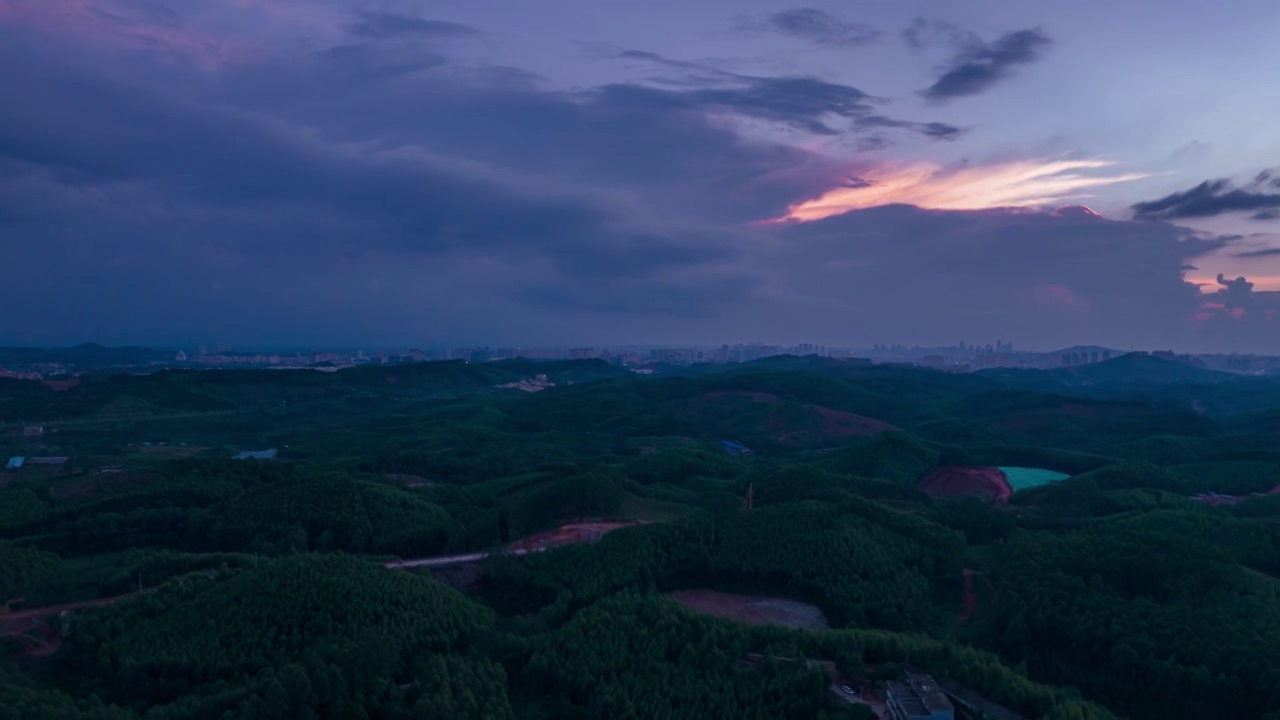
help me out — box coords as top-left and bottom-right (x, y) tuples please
(0, 358), (627, 424)
(2, 359), (1280, 719)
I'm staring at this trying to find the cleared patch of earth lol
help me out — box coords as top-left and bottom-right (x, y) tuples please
(920, 466), (1011, 502)
(506, 522), (635, 551)
(668, 589), (827, 630)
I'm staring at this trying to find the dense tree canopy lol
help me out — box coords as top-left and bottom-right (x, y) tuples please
(3, 357), (1280, 720)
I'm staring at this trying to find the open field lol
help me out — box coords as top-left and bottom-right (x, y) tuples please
(920, 466), (1011, 501)
(999, 466), (1071, 491)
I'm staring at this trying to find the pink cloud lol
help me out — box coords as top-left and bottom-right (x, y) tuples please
(1019, 283), (1091, 310)
(0, 0), (247, 69)
(775, 158), (1151, 223)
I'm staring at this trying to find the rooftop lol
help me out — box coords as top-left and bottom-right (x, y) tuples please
(888, 673), (954, 718)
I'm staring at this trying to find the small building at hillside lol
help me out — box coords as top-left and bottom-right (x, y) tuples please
(5, 456), (24, 470)
(887, 673), (954, 720)
(721, 440), (753, 455)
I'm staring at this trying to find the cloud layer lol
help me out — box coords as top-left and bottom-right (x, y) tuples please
(1132, 170), (1280, 221)
(0, 0), (1276, 352)
(759, 8), (882, 47)
(922, 27), (1053, 101)
(778, 159), (1149, 221)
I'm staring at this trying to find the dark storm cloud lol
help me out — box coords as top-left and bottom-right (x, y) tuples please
(684, 76), (877, 135)
(520, 272), (760, 318)
(1233, 247), (1280, 258)
(213, 49), (846, 225)
(922, 28), (1053, 101)
(758, 204), (1247, 349)
(1131, 172), (1280, 221)
(854, 116), (966, 141)
(4, 3), (1277, 351)
(0, 31), (806, 334)
(1194, 273), (1280, 344)
(612, 49), (961, 141)
(347, 12), (482, 40)
(762, 8), (882, 48)
(1253, 169), (1280, 189)
(0, 46), (745, 284)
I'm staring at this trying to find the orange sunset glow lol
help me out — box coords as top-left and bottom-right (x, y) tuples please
(778, 159), (1152, 222)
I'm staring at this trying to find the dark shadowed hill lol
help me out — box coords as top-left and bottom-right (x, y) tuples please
(0, 359), (627, 423)
(0, 343), (172, 369)
(982, 353), (1231, 392)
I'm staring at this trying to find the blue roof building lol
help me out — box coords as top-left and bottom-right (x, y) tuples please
(6, 456), (25, 470)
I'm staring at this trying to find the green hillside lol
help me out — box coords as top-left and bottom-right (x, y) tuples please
(3, 359), (1280, 720)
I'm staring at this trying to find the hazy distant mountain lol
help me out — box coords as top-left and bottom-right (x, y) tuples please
(0, 342), (171, 368)
(1065, 353), (1231, 386)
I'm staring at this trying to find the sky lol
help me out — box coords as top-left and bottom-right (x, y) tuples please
(2, 0), (1279, 352)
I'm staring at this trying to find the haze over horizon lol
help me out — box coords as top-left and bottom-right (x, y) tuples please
(2, 0), (1279, 352)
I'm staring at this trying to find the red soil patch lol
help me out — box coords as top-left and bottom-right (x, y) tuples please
(812, 405), (898, 437)
(1, 594), (135, 657)
(42, 378), (79, 392)
(668, 589), (827, 630)
(920, 466), (1012, 502)
(505, 522), (636, 552)
(1191, 483), (1280, 507)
